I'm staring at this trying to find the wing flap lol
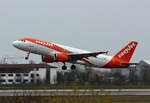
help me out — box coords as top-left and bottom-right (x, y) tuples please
(67, 51), (108, 61)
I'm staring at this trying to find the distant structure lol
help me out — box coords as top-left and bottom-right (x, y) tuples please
(138, 60), (150, 68)
(1, 56), (25, 64)
(0, 64), (57, 85)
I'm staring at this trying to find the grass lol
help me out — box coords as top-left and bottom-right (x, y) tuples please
(0, 96), (150, 103)
(112, 96), (150, 103)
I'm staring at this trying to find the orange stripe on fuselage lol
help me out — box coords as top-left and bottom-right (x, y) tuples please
(21, 38), (72, 54)
(82, 58), (94, 66)
(21, 38), (96, 66)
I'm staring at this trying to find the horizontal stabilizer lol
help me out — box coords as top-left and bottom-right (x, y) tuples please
(120, 62), (139, 66)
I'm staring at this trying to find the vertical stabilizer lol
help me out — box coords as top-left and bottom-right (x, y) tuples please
(114, 41), (138, 62)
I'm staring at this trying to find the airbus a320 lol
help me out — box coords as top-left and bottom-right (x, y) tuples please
(12, 38), (138, 70)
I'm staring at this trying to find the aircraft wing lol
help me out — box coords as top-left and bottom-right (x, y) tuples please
(67, 51), (108, 61)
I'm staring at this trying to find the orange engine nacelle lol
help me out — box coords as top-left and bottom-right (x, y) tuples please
(42, 56), (54, 63)
(55, 53), (68, 62)
(42, 53), (68, 63)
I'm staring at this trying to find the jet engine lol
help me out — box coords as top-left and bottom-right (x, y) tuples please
(42, 56), (54, 63)
(42, 53), (68, 63)
(55, 53), (68, 62)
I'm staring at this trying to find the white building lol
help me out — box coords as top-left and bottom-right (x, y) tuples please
(0, 64), (57, 85)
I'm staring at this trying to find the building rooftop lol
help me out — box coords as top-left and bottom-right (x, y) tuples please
(0, 63), (57, 73)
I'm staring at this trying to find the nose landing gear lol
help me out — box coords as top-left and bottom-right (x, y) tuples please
(25, 52), (30, 60)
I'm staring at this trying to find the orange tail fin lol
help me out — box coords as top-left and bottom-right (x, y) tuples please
(114, 41), (138, 63)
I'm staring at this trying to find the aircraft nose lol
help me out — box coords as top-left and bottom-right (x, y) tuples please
(12, 41), (19, 48)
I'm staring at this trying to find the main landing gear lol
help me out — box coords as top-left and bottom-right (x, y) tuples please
(62, 65), (67, 70)
(61, 63), (76, 70)
(71, 65), (76, 70)
(62, 62), (67, 70)
(25, 52), (30, 60)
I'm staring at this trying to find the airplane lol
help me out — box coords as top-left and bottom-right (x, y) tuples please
(12, 38), (138, 70)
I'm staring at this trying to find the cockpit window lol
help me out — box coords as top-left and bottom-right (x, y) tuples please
(18, 39), (26, 42)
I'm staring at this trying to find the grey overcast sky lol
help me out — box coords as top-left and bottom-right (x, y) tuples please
(0, 0), (150, 63)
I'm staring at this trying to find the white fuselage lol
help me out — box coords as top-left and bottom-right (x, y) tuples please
(13, 40), (112, 68)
